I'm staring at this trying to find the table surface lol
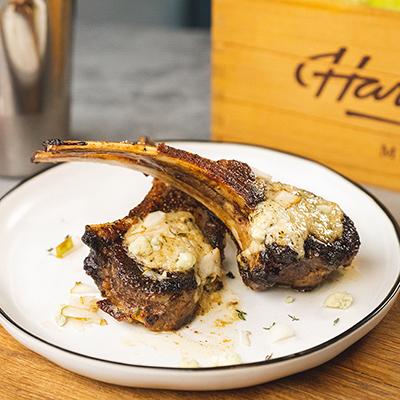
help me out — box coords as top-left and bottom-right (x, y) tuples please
(1, 23), (399, 400)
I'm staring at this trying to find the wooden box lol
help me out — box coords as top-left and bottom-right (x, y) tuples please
(211, 0), (400, 190)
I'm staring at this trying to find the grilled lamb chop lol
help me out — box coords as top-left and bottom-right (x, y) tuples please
(82, 178), (226, 331)
(33, 138), (360, 291)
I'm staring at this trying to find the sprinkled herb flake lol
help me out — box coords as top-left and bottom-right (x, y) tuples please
(288, 314), (300, 322)
(236, 309), (247, 321)
(226, 271), (235, 279)
(333, 317), (340, 326)
(47, 247), (54, 253)
(263, 322), (276, 331)
(265, 353), (273, 360)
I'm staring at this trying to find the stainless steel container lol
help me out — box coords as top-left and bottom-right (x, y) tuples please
(0, 0), (74, 177)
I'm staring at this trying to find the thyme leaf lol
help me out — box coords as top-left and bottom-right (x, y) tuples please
(236, 309), (247, 321)
(263, 322), (276, 331)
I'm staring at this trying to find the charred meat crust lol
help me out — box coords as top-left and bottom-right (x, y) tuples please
(157, 144), (265, 208)
(83, 242), (198, 295)
(84, 245), (200, 331)
(239, 215), (360, 291)
(82, 179), (226, 331)
(43, 139), (88, 147)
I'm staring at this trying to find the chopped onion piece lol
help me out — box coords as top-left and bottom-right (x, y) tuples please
(240, 330), (252, 346)
(80, 296), (99, 311)
(61, 305), (97, 319)
(285, 296), (295, 304)
(59, 305), (106, 325)
(269, 323), (295, 342)
(55, 311), (67, 327)
(68, 295), (98, 309)
(55, 235), (74, 258)
(70, 281), (98, 295)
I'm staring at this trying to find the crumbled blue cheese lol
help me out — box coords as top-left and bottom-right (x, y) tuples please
(324, 292), (353, 309)
(142, 210), (166, 228)
(176, 251), (197, 270)
(128, 236), (153, 256)
(242, 180), (344, 259)
(124, 211), (221, 284)
(197, 248), (221, 282)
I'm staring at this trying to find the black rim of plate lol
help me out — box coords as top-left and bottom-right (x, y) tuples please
(0, 139), (399, 372)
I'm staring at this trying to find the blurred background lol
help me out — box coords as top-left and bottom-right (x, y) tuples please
(0, 0), (398, 219)
(78, 0), (211, 28)
(73, 0), (211, 141)
(55, 0), (400, 221)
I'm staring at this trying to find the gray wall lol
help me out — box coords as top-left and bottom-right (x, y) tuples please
(77, 0), (189, 27)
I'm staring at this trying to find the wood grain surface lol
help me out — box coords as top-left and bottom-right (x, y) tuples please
(1, 298), (399, 399)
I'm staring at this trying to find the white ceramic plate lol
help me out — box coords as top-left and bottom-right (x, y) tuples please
(0, 141), (399, 391)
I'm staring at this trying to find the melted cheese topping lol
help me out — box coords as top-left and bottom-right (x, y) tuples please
(243, 180), (344, 259)
(124, 211), (221, 283)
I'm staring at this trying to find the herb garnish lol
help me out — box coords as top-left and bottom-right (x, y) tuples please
(288, 314), (300, 321)
(263, 322), (276, 331)
(265, 353), (273, 360)
(226, 271), (235, 279)
(333, 317), (340, 326)
(236, 309), (247, 321)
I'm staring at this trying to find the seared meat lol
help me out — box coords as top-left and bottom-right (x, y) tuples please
(239, 215), (359, 290)
(33, 138), (360, 291)
(82, 178), (226, 331)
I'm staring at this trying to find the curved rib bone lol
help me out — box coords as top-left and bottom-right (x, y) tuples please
(33, 138), (360, 291)
(33, 138), (262, 248)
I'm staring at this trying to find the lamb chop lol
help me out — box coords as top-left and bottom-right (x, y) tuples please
(81, 178), (225, 331)
(33, 138), (360, 291)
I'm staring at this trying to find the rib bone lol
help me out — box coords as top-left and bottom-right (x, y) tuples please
(33, 138), (360, 291)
